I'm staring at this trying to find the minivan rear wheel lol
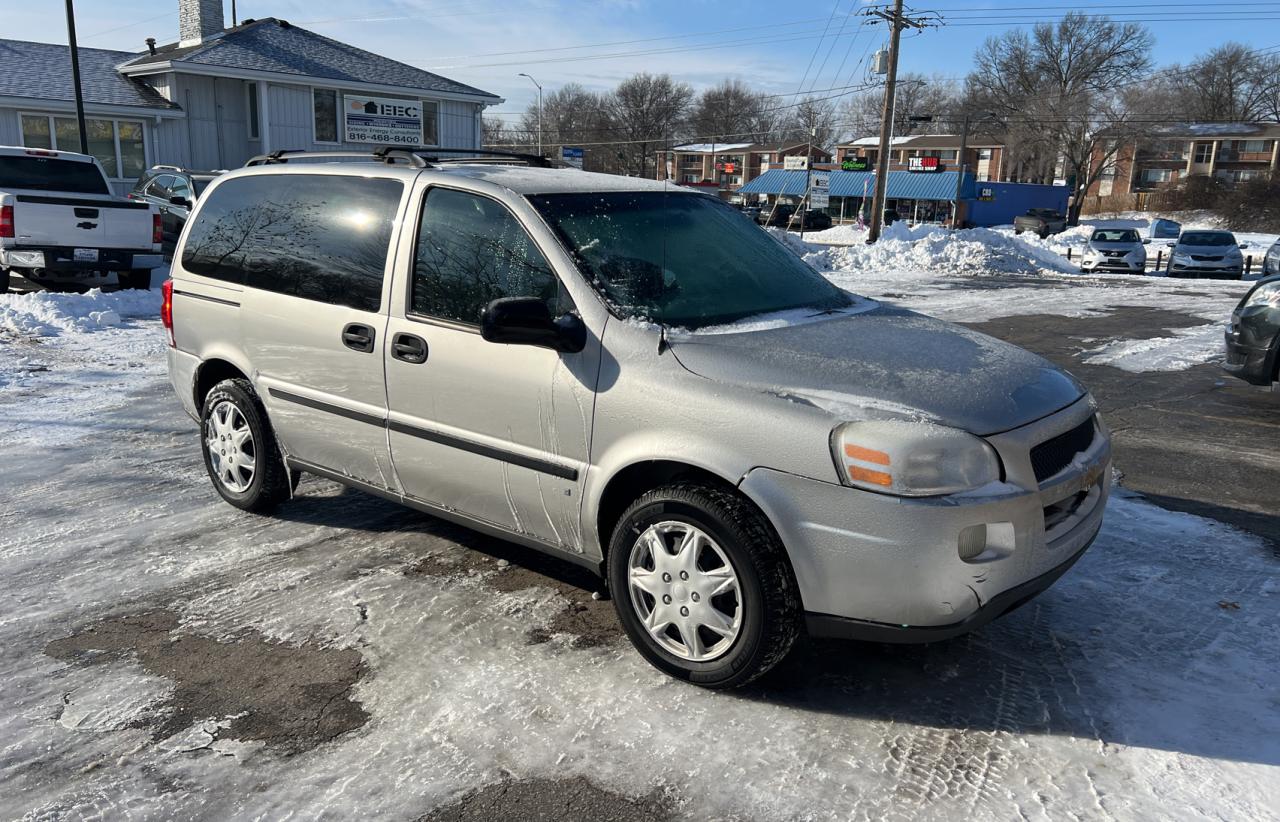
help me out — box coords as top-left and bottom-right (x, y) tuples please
(607, 482), (801, 688)
(200, 378), (291, 513)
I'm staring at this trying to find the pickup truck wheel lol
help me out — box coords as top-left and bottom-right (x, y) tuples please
(200, 378), (291, 513)
(118, 269), (152, 290)
(607, 482), (801, 689)
(0, 268), (9, 294)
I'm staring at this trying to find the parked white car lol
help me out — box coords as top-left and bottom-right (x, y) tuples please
(1165, 230), (1247, 280)
(0, 146), (163, 292)
(1079, 228), (1147, 274)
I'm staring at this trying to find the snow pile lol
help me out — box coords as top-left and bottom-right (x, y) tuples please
(803, 221), (1080, 276)
(1083, 322), (1228, 372)
(0, 288), (161, 337)
(797, 223), (867, 245)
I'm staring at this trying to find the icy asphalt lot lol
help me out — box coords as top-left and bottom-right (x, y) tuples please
(2, 265), (1279, 820)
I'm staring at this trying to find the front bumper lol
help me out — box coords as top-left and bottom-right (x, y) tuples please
(1081, 256), (1144, 273)
(1168, 260), (1242, 279)
(1223, 321), (1278, 386)
(741, 397), (1110, 637)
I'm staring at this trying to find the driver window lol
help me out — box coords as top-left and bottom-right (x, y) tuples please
(411, 188), (569, 324)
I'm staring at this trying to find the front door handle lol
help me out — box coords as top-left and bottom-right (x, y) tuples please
(391, 332), (428, 364)
(342, 323), (376, 353)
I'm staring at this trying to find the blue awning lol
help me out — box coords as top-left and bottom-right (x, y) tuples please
(740, 169), (975, 201)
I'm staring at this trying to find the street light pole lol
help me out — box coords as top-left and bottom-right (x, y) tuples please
(517, 72), (542, 156)
(64, 0), (89, 155)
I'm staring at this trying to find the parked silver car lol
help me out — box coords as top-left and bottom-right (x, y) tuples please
(1166, 230), (1248, 279)
(164, 149), (1111, 688)
(1080, 228), (1147, 274)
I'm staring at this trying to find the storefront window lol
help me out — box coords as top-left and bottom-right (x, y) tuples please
(314, 88), (339, 143)
(20, 114), (146, 179)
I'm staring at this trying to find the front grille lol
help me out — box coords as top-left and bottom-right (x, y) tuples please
(1030, 417), (1095, 483)
(1102, 250), (1125, 258)
(1191, 254), (1224, 262)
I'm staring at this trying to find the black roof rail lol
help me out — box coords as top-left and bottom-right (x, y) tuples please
(244, 148), (430, 167)
(244, 147), (555, 169)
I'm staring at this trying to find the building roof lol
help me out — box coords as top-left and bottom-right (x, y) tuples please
(1142, 122), (1280, 139)
(671, 142), (757, 153)
(119, 18), (499, 102)
(0, 39), (178, 111)
(839, 134), (1004, 149)
(739, 168), (976, 200)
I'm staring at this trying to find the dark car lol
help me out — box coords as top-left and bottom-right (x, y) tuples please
(1223, 276), (1280, 388)
(1263, 237), (1280, 278)
(128, 166), (222, 257)
(1013, 208), (1068, 238)
(759, 203), (795, 226)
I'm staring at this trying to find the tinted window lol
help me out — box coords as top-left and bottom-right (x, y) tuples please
(0, 156), (109, 194)
(529, 191), (850, 328)
(181, 173), (402, 311)
(1091, 229), (1139, 243)
(412, 188), (564, 323)
(146, 175), (175, 200)
(168, 176), (193, 200)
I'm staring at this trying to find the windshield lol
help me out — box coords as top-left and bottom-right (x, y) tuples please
(0, 155), (109, 195)
(1180, 231), (1235, 246)
(528, 191), (852, 328)
(1091, 229), (1140, 243)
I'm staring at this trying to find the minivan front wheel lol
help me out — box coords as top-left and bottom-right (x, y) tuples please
(200, 378), (291, 513)
(608, 482), (801, 688)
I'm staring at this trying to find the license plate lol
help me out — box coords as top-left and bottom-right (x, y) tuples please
(73, 248), (99, 262)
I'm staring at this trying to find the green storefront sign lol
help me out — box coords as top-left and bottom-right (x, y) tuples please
(841, 157), (869, 171)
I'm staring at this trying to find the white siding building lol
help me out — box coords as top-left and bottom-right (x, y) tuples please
(0, 0), (501, 193)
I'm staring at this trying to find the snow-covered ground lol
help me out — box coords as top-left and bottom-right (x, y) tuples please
(0, 245), (1275, 819)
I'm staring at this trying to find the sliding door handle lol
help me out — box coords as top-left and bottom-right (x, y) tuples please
(391, 332), (428, 364)
(341, 323), (376, 353)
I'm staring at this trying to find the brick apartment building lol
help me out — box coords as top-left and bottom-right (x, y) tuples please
(834, 134), (1007, 181)
(656, 142), (833, 199)
(1087, 123), (1280, 197)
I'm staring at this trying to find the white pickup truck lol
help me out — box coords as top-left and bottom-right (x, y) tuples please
(0, 146), (163, 292)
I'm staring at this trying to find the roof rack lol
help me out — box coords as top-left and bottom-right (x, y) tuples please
(244, 146), (554, 169)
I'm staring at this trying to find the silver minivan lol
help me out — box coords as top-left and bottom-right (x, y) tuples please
(164, 149), (1111, 688)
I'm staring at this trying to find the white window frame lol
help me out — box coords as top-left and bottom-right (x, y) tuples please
(1193, 142), (1213, 164)
(1241, 140), (1266, 154)
(18, 111), (149, 181)
(311, 87), (341, 146)
(1141, 168), (1172, 184)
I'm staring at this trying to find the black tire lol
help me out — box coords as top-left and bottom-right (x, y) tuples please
(118, 269), (152, 290)
(607, 482), (801, 689)
(200, 378), (291, 513)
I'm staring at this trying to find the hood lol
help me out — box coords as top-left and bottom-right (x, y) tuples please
(1175, 243), (1241, 255)
(668, 305), (1085, 436)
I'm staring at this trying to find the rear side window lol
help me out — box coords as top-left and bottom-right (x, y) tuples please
(181, 174), (403, 311)
(411, 187), (564, 324)
(0, 156), (109, 195)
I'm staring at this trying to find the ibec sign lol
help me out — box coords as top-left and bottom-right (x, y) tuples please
(344, 94), (423, 145)
(907, 156), (943, 172)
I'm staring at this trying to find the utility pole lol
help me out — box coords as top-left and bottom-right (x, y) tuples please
(952, 113), (970, 229)
(64, 0), (89, 155)
(518, 72), (543, 157)
(865, 0), (926, 243)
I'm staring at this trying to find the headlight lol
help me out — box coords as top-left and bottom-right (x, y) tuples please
(1244, 281), (1280, 309)
(830, 420), (1001, 496)
(1173, 253), (1192, 264)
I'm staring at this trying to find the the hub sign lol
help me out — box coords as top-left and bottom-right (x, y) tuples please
(345, 95), (423, 145)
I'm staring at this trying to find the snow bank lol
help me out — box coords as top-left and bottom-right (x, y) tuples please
(0, 288), (162, 337)
(790, 221), (1080, 277)
(797, 223), (867, 245)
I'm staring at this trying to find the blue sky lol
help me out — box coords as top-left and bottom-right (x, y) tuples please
(7, 0), (1279, 121)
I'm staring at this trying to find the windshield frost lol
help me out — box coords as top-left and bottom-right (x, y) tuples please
(528, 191), (851, 328)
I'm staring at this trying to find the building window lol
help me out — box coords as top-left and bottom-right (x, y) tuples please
(313, 88), (339, 144)
(1193, 142), (1213, 163)
(1141, 168), (1172, 184)
(1241, 140), (1267, 154)
(246, 82), (260, 140)
(1231, 170), (1260, 183)
(422, 100), (440, 146)
(20, 113), (145, 179)
(977, 148), (992, 160)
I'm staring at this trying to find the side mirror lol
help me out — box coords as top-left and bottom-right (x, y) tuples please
(480, 297), (586, 354)
(169, 195), (192, 208)
(1238, 243), (1249, 249)
(1166, 241), (1176, 247)
(1142, 238), (1151, 244)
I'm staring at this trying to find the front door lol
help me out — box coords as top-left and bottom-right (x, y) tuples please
(384, 186), (598, 551)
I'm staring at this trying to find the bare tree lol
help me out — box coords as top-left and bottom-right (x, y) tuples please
(603, 73), (694, 177)
(1152, 43), (1280, 122)
(481, 115), (509, 148)
(841, 73), (963, 140)
(518, 82), (608, 158)
(965, 13), (1154, 221)
(781, 96), (839, 149)
(689, 79), (772, 144)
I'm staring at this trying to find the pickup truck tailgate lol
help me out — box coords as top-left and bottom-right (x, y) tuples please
(10, 192), (153, 249)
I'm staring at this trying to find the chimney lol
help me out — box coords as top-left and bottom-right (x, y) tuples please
(178, 0), (225, 47)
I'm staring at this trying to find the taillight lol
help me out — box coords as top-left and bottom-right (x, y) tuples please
(0, 205), (13, 238)
(152, 213), (163, 245)
(161, 279), (175, 347)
